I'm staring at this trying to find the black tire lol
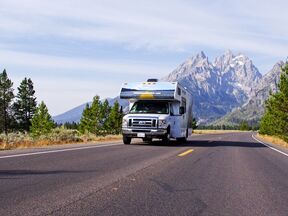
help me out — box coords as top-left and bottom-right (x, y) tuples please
(176, 137), (187, 143)
(123, 136), (131, 144)
(162, 127), (171, 144)
(177, 129), (188, 143)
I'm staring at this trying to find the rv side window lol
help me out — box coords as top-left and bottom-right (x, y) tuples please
(177, 87), (181, 95)
(181, 97), (186, 113)
(170, 104), (174, 116)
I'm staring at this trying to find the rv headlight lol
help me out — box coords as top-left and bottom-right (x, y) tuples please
(158, 119), (167, 128)
(122, 118), (128, 127)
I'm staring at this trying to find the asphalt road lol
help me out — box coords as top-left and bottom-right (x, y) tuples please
(0, 132), (288, 216)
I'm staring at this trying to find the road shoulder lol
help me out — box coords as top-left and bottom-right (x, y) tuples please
(252, 134), (288, 157)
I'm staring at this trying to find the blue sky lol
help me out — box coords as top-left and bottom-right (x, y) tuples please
(0, 0), (287, 115)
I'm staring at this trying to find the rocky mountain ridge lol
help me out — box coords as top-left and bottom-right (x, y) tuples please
(162, 50), (268, 123)
(212, 60), (284, 125)
(53, 51), (284, 125)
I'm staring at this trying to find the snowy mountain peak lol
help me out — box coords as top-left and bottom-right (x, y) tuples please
(185, 51), (209, 66)
(223, 50), (234, 60)
(54, 51), (284, 126)
(197, 51), (207, 59)
(214, 51), (262, 88)
(214, 50), (234, 70)
(163, 51), (270, 123)
(163, 51), (213, 82)
(256, 61), (284, 92)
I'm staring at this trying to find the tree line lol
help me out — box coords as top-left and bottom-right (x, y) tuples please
(259, 61), (288, 142)
(197, 121), (259, 131)
(0, 69), (123, 137)
(0, 69), (55, 136)
(78, 96), (123, 135)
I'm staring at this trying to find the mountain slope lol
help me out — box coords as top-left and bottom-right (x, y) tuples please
(162, 50), (262, 123)
(53, 97), (129, 124)
(212, 61), (284, 126)
(53, 103), (89, 124)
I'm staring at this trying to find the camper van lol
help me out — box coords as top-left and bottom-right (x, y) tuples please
(120, 79), (193, 144)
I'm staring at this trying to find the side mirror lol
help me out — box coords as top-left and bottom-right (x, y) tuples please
(179, 106), (185, 115)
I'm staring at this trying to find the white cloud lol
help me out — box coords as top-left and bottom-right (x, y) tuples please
(1, 0), (287, 56)
(1, 49), (172, 115)
(1, 0), (288, 114)
(0, 49), (172, 77)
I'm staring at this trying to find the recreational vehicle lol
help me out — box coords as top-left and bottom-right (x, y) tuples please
(120, 79), (193, 144)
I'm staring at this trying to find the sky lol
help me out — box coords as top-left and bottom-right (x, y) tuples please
(0, 0), (287, 115)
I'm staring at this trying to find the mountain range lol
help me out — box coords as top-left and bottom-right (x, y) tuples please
(53, 50), (284, 126)
(53, 97), (129, 124)
(212, 60), (283, 125)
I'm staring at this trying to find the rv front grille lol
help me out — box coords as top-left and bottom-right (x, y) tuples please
(132, 129), (151, 133)
(131, 118), (157, 128)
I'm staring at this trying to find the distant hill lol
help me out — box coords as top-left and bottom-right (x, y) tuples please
(53, 50), (284, 125)
(53, 97), (129, 124)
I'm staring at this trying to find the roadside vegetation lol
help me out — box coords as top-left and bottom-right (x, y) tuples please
(256, 134), (288, 149)
(197, 120), (258, 131)
(259, 61), (288, 145)
(0, 128), (121, 150)
(192, 117), (255, 134)
(193, 130), (244, 134)
(0, 69), (122, 150)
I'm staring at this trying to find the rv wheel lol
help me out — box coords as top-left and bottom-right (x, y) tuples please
(123, 136), (131, 145)
(162, 127), (170, 144)
(177, 137), (187, 143)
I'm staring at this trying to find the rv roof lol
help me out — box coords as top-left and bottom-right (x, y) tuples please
(122, 82), (177, 91)
(120, 81), (178, 100)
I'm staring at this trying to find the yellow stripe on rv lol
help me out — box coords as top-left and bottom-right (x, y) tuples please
(139, 92), (154, 99)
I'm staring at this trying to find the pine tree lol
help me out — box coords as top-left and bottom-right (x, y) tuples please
(13, 78), (37, 131)
(30, 101), (55, 137)
(64, 121), (78, 129)
(260, 61), (288, 141)
(79, 103), (92, 134)
(191, 118), (198, 130)
(0, 69), (14, 134)
(79, 96), (103, 135)
(106, 101), (122, 134)
(100, 99), (111, 134)
(239, 121), (250, 131)
(89, 95), (102, 135)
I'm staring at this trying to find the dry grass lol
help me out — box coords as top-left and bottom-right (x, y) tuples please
(0, 129), (122, 151)
(193, 129), (243, 134)
(79, 133), (121, 143)
(257, 134), (288, 149)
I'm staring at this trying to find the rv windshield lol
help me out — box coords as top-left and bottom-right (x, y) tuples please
(130, 101), (169, 114)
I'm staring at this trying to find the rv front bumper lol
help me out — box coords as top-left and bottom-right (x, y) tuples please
(122, 128), (167, 138)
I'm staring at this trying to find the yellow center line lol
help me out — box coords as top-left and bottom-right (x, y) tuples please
(178, 149), (194, 157)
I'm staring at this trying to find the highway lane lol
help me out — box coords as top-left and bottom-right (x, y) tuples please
(0, 132), (287, 216)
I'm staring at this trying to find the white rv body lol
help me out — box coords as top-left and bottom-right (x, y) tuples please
(120, 80), (193, 144)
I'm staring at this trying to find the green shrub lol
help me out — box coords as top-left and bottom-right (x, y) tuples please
(48, 127), (82, 143)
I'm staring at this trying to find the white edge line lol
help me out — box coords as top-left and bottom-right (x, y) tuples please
(0, 143), (122, 159)
(252, 134), (288, 157)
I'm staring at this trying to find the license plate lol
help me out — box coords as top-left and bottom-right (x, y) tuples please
(137, 133), (145, 138)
